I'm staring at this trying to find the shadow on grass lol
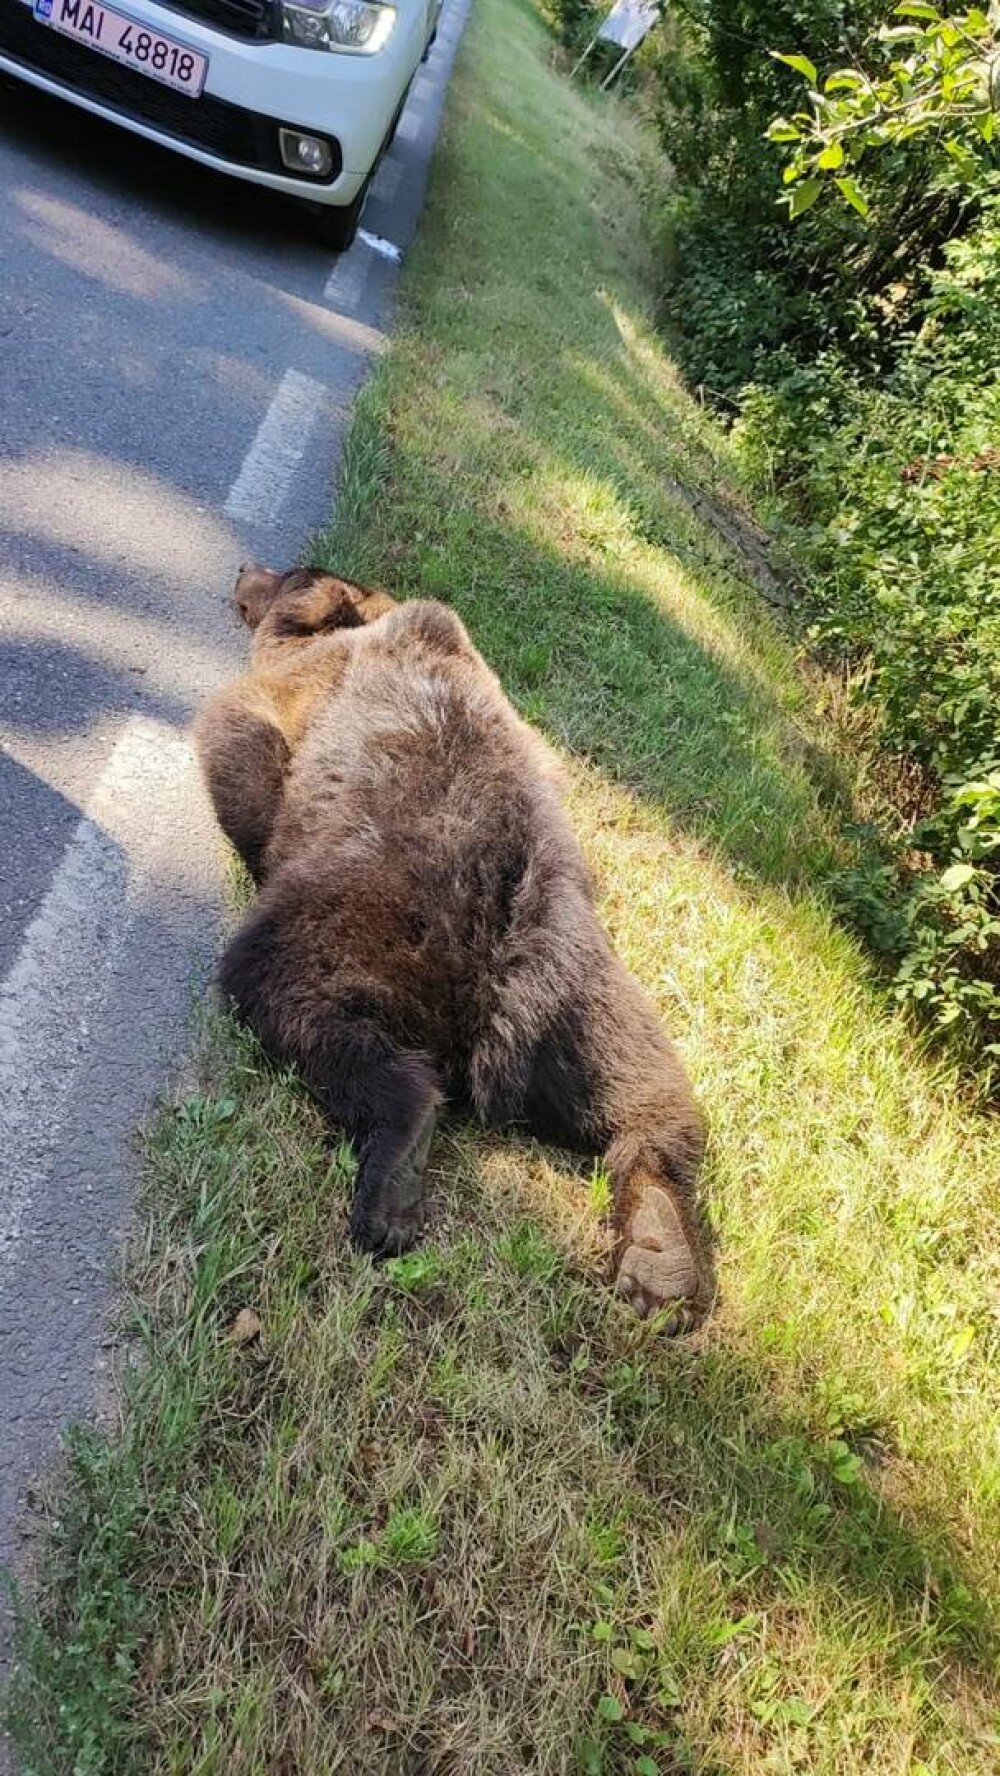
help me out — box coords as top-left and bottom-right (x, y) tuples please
(322, 460), (855, 897)
(316, 124), (864, 904)
(475, 1145), (1000, 1692)
(4, 1040), (994, 1776)
(299, 73), (1000, 1751)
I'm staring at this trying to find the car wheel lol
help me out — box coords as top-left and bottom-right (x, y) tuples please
(308, 181), (368, 253)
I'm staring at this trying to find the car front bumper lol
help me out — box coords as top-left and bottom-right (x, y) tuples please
(0, 0), (424, 203)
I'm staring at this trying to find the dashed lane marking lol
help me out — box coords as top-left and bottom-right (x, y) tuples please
(224, 368), (326, 525)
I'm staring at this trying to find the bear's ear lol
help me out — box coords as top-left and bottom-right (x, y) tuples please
(256, 570), (397, 641)
(267, 576), (368, 639)
(343, 581), (399, 625)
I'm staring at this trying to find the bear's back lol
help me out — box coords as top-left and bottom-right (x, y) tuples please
(277, 607), (573, 885)
(261, 606), (594, 1075)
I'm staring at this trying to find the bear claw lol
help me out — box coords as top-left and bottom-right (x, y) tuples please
(351, 1205), (423, 1257)
(616, 1183), (698, 1328)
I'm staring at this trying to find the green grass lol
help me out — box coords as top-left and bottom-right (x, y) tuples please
(6, 0), (1000, 1770)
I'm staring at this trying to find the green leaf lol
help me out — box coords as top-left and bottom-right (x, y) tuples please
(947, 1325), (976, 1361)
(635, 1758), (659, 1776)
(780, 1698), (813, 1727)
(943, 136), (978, 171)
(766, 118), (802, 142)
(835, 176), (870, 217)
(611, 1647), (646, 1680)
(895, 1), (940, 16)
(384, 1250), (443, 1293)
(592, 1621), (614, 1643)
(625, 1721), (650, 1744)
(578, 1735), (604, 1776)
(827, 1440), (863, 1485)
(824, 69), (865, 91)
(656, 1668), (683, 1708)
(941, 862), (976, 891)
(630, 1627), (657, 1651)
(704, 1614), (756, 1646)
(597, 1694), (624, 1722)
(787, 177), (822, 217)
(336, 1537), (379, 1574)
(817, 140), (845, 169)
(771, 51), (818, 85)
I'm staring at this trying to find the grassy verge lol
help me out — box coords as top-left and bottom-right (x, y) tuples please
(7, 0), (1000, 1770)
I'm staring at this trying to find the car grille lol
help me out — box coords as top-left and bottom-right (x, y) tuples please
(0, 0), (341, 179)
(156, 0), (278, 46)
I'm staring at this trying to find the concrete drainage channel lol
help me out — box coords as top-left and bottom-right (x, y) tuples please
(0, 0), (469, 1755)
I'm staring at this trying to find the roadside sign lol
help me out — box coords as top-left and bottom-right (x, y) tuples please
(596, 0), (659, 51)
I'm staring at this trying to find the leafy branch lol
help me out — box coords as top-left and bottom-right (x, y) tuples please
(766, 3), (1000, 216)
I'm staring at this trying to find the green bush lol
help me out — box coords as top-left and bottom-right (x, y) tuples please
(731, 202), (1000, 1071)
(621, 1), (1000, 1082)
(559, 0), (999, 1075)
(544, 0), (610, 53)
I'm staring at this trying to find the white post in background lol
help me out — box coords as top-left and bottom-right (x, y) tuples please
(586, 0), (660, 86)
(569, 33), (601, 78)
(600, 42), (638, 88)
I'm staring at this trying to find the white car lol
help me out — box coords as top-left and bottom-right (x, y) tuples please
(0, 0), (441, 247)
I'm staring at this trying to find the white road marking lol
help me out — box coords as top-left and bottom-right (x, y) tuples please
(395, 111), (425, 146)
(374, 158), (405, 203)
(224, 368), (326, 525)
(324, 248), (370, 314)
(0, 719), (199, 1291)
(357, 228), (403, 264)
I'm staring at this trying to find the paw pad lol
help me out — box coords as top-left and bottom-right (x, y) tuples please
(616, 1183), (699, 1325)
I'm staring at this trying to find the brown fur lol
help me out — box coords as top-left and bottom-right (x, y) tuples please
(194, 565), (709, 1319)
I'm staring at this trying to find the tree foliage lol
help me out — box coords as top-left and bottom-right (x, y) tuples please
(550, 0), (1000, 1081)
(768, 4), (1000, 214)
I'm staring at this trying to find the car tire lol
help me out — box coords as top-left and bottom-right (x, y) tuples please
(308, 181), (368, 253)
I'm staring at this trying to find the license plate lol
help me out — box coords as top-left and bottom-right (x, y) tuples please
(33, 0), (208, 96)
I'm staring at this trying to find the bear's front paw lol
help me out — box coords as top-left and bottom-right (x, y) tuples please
(351, 1197), (423, 1257)
(350, 1104), (436, 1259)
(616, 1182), (699, 1329)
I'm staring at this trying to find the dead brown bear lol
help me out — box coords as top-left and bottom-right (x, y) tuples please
(194, 564), (709, 1322)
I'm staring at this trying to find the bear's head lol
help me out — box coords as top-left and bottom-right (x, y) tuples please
(234, 562), (397, 641)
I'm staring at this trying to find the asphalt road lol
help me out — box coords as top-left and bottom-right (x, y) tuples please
(0, 0), (466, 1744)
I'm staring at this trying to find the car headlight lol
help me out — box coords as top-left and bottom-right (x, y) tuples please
(281, 0), (397, 53)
